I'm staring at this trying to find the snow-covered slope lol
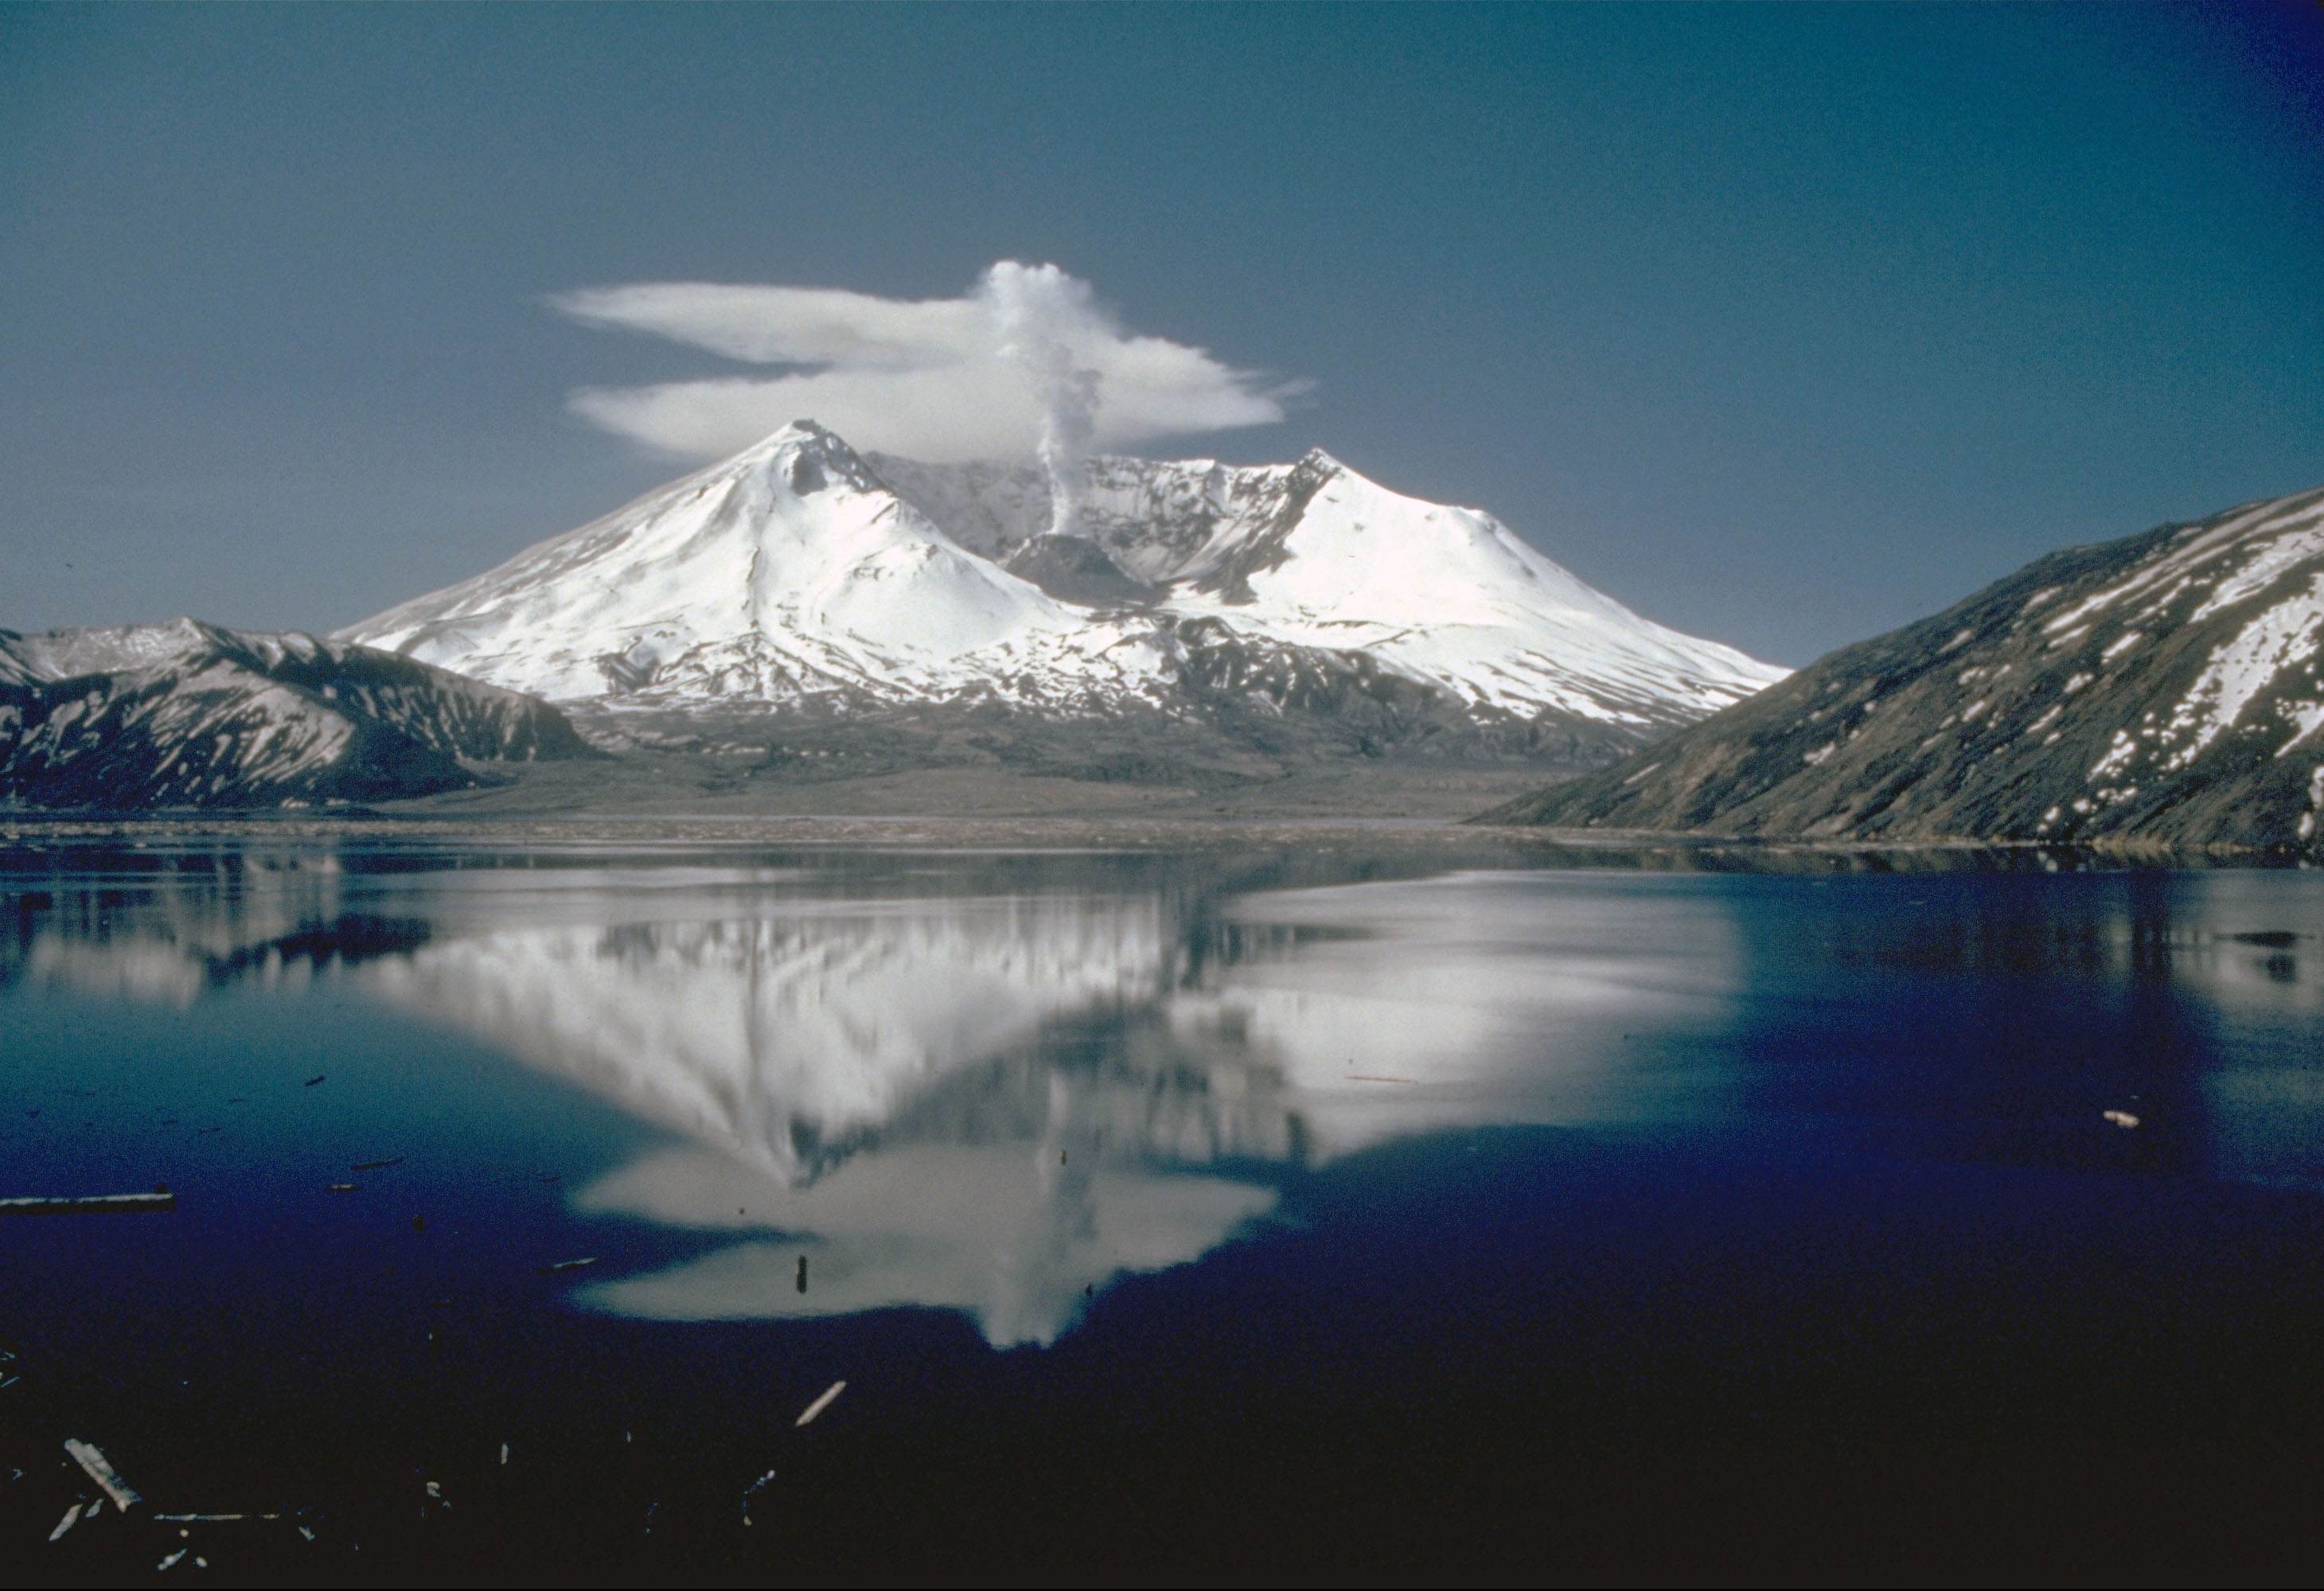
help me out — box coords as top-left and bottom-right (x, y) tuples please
(341, 423), (1783, 758)
(1485, 484), (2324, 850)
(0, 618), (590, 809)
(345, 424), (1160, 708)
(876, 448), (1780, 725)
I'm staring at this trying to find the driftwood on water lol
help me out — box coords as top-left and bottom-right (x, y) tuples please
(65, 1437), (144, 1511)
(0, 1192), (177, 1215)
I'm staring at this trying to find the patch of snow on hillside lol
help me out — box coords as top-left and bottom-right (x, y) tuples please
(2191, 494), (2324, 621)
(2160, 573), (2324, 771)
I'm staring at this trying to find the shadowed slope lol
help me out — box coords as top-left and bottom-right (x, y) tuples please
(1480, 485), (2324, 851)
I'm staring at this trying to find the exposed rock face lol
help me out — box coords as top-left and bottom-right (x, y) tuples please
(0, 618), (592, 809)
(1481, 485), (2324, 851)
(999, 535), (1152, 606)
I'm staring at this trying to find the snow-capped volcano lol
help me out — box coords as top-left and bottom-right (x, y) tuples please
(341, 423), (1781, 762)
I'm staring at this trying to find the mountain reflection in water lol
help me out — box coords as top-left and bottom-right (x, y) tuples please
(350, 875), (1741, 1343)
(6, 840), (2323, 1345)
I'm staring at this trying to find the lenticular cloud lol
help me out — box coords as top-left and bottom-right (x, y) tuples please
(552, 263), (1302, 463)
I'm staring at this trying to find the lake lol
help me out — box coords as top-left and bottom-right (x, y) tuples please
(4, 823), (2322, 1578)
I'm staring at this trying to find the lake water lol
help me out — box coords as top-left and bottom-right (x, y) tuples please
(5, 827), (2322, 1577)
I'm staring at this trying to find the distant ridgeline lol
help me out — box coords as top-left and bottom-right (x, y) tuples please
(1483, 485), (2324, 853)
(0, 619), (591, 809)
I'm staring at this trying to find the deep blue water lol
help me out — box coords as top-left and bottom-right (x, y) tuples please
(3, 833), (2322, 1579)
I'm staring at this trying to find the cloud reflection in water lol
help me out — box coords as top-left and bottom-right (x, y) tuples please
(571, 1142), (1276, 1347)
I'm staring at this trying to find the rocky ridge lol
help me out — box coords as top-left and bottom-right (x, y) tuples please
(0, 618), (591, 809)
(1482, 484), (2324, 850)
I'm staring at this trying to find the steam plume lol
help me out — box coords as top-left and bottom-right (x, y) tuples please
(982, 263), (1102, 536)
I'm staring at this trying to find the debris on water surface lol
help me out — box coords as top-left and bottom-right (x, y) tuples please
(539, 1257), (597, 1274)
(741, 1468), (778, 1526)
(329, 1184), (358, 1193)
(2104, 1109), (2141, 1129)
(412, 1214), (426, 1232)
(157, 1547), (187, 1570)
(1347, 1074), (1417, 1084)
(48, 1502), (82, 1542)
(352, 1157), (404, 1172)
(154, 1513), (271, 1522)
(1, 1192), (177, 1215)
(65, 1437), (142, 1510)
(795, 1380), (846, 1427)
(304, 1075), (325, 1086)
(796, 1254), (808, 1293)
(499, 1442), (509, 1467)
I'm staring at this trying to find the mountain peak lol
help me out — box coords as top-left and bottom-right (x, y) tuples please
(719, 419), (884, 499)
(339, 422), (1783, 740)
(339, 421), (1082, 704)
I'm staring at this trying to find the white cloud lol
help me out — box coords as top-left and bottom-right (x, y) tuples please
(552, 262), (1304, 463)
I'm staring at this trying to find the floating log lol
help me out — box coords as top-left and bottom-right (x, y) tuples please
(64, 1437), (142, 1511)
(351, 1157), (404, 1172)
(49, 1502), (82, 1542)
(539, 1257), (597, 1274)
(795, 1380), (846, 1427)
(154, 1512), (277, 1523)
(2, 1193), (176, 1215)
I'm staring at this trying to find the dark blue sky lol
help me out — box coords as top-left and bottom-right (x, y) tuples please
(4, 2), (2319, 665)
